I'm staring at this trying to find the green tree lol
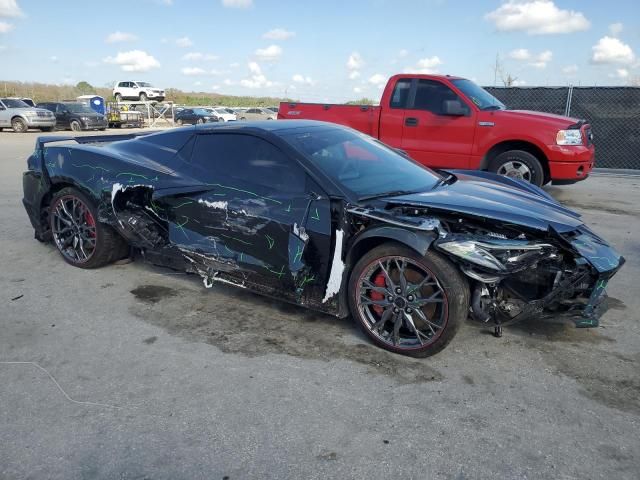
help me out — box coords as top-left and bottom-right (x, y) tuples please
(345, 98), (376, 105)
(76, 81), (95, 95)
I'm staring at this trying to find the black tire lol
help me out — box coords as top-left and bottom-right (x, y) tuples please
(70, 120), (82, 132)
(11, 117), (27, 133)
(139, 92), (148, 102)
(176, 119), (183, 126)
(114, 93), (122, 102)
(49, 187), (128, 269)
(98, 128), (106, 131)
(348, 243), (469, 357)
(40, 127), (53, 132)
(489, 150), (544, 187)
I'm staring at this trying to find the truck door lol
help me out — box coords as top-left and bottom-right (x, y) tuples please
(378, 78), (411, 149)
(400, 79), (476, 169)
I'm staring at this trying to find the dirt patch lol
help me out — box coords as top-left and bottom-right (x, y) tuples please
(128, 282), (442, 384)
(130, 285), (179, 304)
(510, 318), (640, 414)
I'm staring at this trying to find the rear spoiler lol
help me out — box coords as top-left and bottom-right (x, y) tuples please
(35, 131), (157, 151)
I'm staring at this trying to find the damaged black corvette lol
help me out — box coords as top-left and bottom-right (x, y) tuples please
(22, 120), (624, 356)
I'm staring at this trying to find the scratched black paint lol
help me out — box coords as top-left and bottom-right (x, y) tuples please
(22, 121), (624, 333)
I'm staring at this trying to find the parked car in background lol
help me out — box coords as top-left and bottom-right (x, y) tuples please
(112, 81), (165, 102)
(279, 74), (595, 186)
(37, 102), (107, 131)
(175, 108), (219, 125)
(208, 107), (236, 122)
(0, 97), (56, 132)
(20, 97), (35, 107)
(238, 107), (276, 120)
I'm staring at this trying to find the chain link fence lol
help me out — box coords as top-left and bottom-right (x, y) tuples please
(485, 86), (640, 170)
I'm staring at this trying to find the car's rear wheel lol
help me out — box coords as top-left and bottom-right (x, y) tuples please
(349, 244), (468, 357)
(114, 93), (122, 102)
(176, 119), (183, 126)
(139, 93), (148, 102)
(489, 150), (544, 187)
(11, 117), (27, 133)
(70, 120), (82, 132)
(50, 188), (128, 269)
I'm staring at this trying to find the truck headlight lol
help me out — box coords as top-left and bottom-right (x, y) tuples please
(556, 129), (583, 146)
(437, 238), (554, 272)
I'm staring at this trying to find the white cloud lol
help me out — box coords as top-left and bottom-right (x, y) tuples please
(398, 49), (409, 58)
(230, 62), (240, 68)
(222, 0), (252, 8)
(292, 74), (314, 85)
(211, 85), (221, 90)
(529, 50), (552, 68)
(611, 68), (629, 79)
(0, 0), (23, 17)
(223, 78), (235, 86)
(609, 22), (623, 37)
(347, 52), (364, 70)
(405, 56), (442, 74)
(176, 36), (193, 48)
(182, 52), (219, 61)
(348, 71), (360, 80)
(104, 50), (160, 72)
(512, 79), (527, 86)
(509, 48), (530, 60)
(50, 55), (58, 63)
(106, 31), (138, 43)
(562, 64), (578, 75)
(591, 36), (635, 64)
(255, 44), (282, 62)
(368, 73), (387, 87)
(485, 0), (590, 35)
(240, 62), (273, 88)
(353, 87), (362, 94)
(182, 67), (206, 76)
(263, 28), (295, 40)
(0, 20), (12, 33)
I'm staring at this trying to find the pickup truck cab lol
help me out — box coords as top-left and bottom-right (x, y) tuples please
(278, 74), (594, 186)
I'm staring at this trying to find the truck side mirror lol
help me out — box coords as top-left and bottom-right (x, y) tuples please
(442, 100), (467, 116)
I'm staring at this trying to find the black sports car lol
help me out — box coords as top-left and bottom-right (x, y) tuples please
(22, 121), (624, 357)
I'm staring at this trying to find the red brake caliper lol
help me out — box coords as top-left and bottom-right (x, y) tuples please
(370, 273), (387, 316)
(84, 210), (96, 238)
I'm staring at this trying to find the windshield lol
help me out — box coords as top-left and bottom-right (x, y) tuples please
(1, 98), (29, 108)
(452, 79), (505, 111)
(285, 127), (441, 198)
(65, 103), (95, 114)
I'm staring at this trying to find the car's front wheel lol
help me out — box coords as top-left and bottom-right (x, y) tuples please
(114, 93), (122, 102)
(349, 244), (469, 357)
(70, 120), (82, 132)
(12, 117), (27, 133)
(489, 150), (544, 187)
(50, 188), (128, 269)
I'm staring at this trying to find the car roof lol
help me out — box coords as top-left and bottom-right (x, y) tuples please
(193, 119), (343, 134)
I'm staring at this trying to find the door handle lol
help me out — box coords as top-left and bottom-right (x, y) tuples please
(405, 117), (418, 127)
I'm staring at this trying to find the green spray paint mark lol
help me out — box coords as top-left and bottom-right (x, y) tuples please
(294, 244), (304, 263)
(174, 200), (194, 209)
(72, 164), (110, 172)
(285, 203), (291, 213)
(204, 183), (282, 205)
(116, 172), (159, 183)
(267, 265), (286, 278)
(310, 207), (320, 221)
(175, 217), (189, 239)
(265, 234), (275, 250)
(224, 245), (234, 255)
(220, 234), (252, 245)
(300, 275), (315, 287)
(596, 279), (608, 290)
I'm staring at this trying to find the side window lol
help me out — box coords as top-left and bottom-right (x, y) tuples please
(389, 79), (412, 109)
(412, 79), (467, 115)
(190, 134), (305, 194)
(56, 104), (66, 113)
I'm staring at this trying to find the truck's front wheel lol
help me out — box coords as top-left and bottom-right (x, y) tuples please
(489, 150), (544, 187)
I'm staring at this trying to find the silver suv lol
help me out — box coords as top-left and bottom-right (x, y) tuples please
(0, 98), (56, 133)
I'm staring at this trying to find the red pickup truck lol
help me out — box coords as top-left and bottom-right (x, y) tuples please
(278, 74), (594, 186)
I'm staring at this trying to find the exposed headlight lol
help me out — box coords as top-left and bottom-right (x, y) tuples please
(81, 116), (91, 121)
(556, 129), (583, 146)
(437, 238), (554, 272)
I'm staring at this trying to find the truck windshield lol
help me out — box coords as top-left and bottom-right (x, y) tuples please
(1, 98), (29, 108)
(452, 79), (505, 111)
(286, 127), (441, 199)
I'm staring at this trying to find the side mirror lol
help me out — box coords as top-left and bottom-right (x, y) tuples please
(442, 100), (467, 116)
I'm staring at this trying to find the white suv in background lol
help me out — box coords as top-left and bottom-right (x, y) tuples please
(112, 81), (165, 102)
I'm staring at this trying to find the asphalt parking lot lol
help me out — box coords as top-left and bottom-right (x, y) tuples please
(1, 129), (639, 480)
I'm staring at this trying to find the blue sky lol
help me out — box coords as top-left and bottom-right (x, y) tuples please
(1, 0), (639, 101)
